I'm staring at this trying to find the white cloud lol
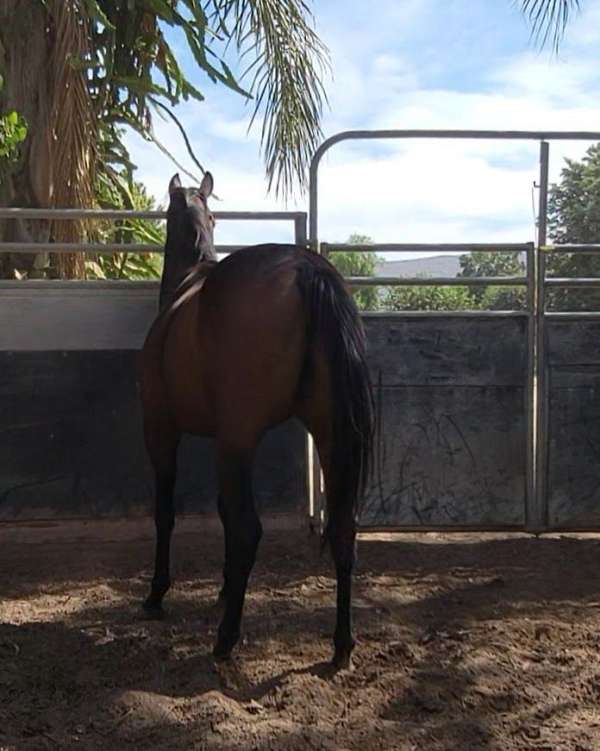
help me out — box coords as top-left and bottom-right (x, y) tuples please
(126, 0), (600, 256)
(316, 143), (537, 244)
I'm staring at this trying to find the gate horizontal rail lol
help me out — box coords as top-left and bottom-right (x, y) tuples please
(322, 242), (531, 253)
(546, 278), (600, 287)
(0, 208), (306, 221)
(544, 244), (600, 254)
(0, 208), (308, 256)
(0, 242), (250, 255)
(345, 275), (528, 287)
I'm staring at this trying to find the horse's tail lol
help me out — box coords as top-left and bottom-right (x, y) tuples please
(297, 251), (374, 534)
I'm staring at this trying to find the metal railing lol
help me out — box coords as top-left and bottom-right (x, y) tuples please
(322, 241), (532, 291)
(5, 130), (600, 533)
(307, 128), (600, 534)
(534, 241), (600, 530)
(0, 208), (308, 258)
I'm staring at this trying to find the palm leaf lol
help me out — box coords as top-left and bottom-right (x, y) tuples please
(207, 0), (330, 197)
(519, 0), (581, 50)
(47, 0), (97, 278)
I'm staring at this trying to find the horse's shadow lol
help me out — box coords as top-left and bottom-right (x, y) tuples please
(4, 534), (600, 750)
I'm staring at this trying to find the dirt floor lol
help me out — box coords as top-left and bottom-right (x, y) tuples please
(2, 518), (600, 751)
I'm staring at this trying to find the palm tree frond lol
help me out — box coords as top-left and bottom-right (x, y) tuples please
(210, 0), (330, 198)
(48, 0), (97, 277)
(519, 0), (581, 51)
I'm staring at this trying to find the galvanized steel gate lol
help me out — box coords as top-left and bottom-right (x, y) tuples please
(308, 129), (600, 533)
(3, 129), (600, 529)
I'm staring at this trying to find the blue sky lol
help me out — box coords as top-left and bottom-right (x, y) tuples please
(125, 0), (600, 251)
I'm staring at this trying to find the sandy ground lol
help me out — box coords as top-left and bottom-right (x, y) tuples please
(1, 517), (600, 750)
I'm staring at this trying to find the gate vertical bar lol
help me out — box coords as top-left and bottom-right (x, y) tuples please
(307, 165), (325, 531)
(293, 211), (319, 529)
(526, 241), (536, 528)
(294, 213), (308, 248)
(530, 140), (550, 532)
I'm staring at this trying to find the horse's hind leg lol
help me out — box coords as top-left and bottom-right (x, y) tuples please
(143, 420), (180, 616)
(213, 442), (262, 660)
(216, 493), (228, 604)
(319, 436), (357, 668)
(301, 410), (357, 669)
(327, 488), (357, 669)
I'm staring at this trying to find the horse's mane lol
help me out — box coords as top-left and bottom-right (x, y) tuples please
(161, 259), (218, 319)
(143, 259), (218, 356)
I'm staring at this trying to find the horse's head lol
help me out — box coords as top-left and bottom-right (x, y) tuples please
(167, 172), (216, 262)
(160, 172), (217, 311)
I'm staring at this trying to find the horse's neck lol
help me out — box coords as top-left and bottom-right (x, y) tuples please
(178, 260), (215, 292)
(162, 260), (216, 317)
(159, 251), (215, 313)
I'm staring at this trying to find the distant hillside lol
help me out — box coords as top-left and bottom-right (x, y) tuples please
(374, 255), (462, 278)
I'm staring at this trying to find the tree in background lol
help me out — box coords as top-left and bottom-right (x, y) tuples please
(545, 143), (600, 310)
(0, 110), (27, 171)
(86, 173), (165, 280)
(384, 283), (475, 312)
(0, 0), (328, 278)
(458, 250), (527, 310)
(328, 233), (380, 310)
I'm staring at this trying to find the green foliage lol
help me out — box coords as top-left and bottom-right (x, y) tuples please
(547, 142), (600, 310)
(214, 0), (329, 196)
(384, 284), (476, 312)
(459, 250), (526, 309)
(37, 0), (327, 197)
(478, 285), (528, 311)
(459, 250), (525, 278)
(327, 236), (528, 312)
(0, 110), (27, 167)
(86, 172), (165, 280)
(328, 234), (380, 310)
(548, 145), (600, 245)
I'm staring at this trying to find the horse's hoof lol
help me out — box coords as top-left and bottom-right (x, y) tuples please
(212, 631), (239, 661)
(212, 642), (233, 662)
(331, 651), (353, 671)
(142, 598), (165, 620)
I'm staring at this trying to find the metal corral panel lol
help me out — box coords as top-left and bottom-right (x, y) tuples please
(0, 282), (304, 519)
(360, 316), (528, 527)
(0, 281), (157, 350)
(0, 352), (305, 520)
(546, 319), (600, 527)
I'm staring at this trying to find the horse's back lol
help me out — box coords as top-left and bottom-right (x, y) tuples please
(199, 245), (308, 436)
(158, 244), (310, 441)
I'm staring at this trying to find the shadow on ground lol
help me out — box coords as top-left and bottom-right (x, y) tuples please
(1, 525), (600, 749)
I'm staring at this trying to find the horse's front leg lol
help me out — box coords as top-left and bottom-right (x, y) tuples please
(213, 444), (262, 660)
(216, 493), (229, 605)
(143, 421), (180, 617)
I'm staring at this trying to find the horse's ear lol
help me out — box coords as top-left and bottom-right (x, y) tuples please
(169, 174), (182, 195)
(199, 171), (213, 199)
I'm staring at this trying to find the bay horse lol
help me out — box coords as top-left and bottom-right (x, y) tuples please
(138, 173), (374, 668)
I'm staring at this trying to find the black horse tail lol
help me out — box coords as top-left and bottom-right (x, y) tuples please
(297, 251), (375, 535)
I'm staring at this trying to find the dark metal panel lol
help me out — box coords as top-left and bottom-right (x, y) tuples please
(359, 316), (528, 528)
(363, 316), (528, 387)
(546, 319), (600, 527)
(0, 351), (305, 519)
(361, 386), (526, 527)
(547, 319), (600, 367)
